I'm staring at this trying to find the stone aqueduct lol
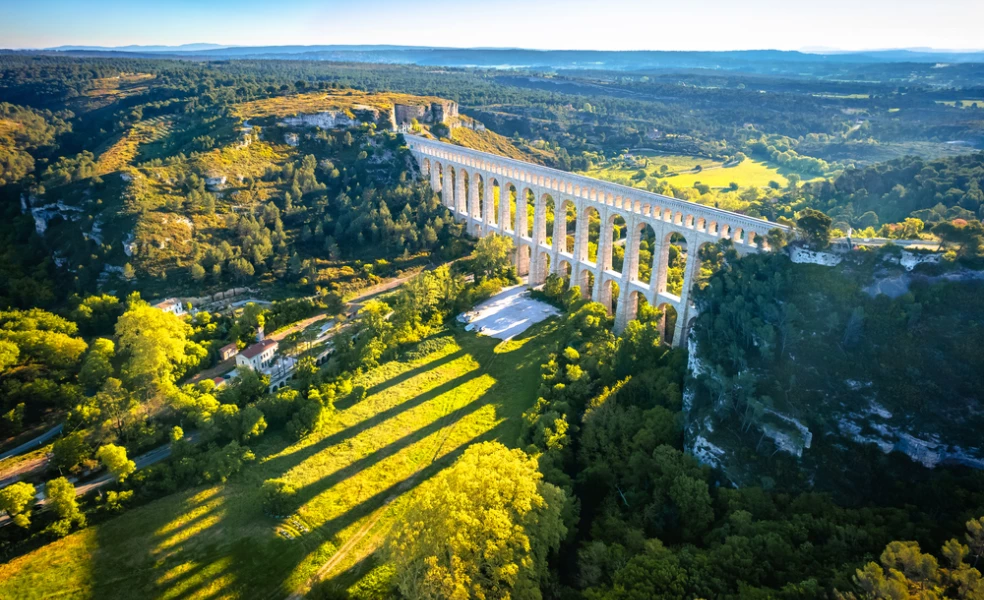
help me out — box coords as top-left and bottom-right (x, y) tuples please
(405, 134), (790, 346)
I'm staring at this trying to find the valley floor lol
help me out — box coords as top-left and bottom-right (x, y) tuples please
(0, 321), (562, 599)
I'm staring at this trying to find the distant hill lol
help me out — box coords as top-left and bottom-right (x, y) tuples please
(47, 43), (233, 53)
(32, 45), (984, 72)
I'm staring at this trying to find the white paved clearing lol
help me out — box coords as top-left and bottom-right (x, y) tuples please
(458, 285), (559, 340)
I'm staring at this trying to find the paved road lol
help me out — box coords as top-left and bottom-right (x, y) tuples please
(0, 433), (196, 528)
(0, 424), (64, 462)
(844, 237), (940, 250)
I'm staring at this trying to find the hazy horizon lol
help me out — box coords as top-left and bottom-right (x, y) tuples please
(3, 0), (982, 53)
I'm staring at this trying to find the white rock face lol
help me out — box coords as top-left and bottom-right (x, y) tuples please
(123, 233), (136, 257)
(762, 410), (813, 457)
(790, 246), (842, 266)
(900, 250), (942, 271)
(279, 111), (357, 130)
(31, 201), (84, 234)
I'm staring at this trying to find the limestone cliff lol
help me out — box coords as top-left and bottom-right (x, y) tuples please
(684, 248), (984, 490)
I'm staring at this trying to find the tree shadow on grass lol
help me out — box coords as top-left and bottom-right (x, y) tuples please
(290, 393), (488, 509)
(261, 366), (482, 476)
(274, 425), (508, 599)
(343, 347), (465, 410)
(84, 321), (563, 600)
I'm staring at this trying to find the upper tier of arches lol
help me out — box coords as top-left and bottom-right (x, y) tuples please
(407, 134), (788, 248)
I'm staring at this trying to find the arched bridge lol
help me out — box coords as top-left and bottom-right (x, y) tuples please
(405, 134), (789, 346)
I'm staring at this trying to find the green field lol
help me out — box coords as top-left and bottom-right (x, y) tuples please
(0, 322), (562, 599)
(936, 99), (984, 108)
(581, 153), (790, 190)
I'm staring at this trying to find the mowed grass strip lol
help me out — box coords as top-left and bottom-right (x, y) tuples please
(0, 321), (560, 600)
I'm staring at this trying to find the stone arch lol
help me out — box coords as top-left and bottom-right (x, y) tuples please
(434, 161), (444, 193)
(516, 243), (531, 278)
(533, 250), (551, 286)
(558, 198), (577, 254)
(732, 227), (744, 245)
(558, 259), (573, 284)
(577, 205), (602, 264)
(536, 193), (556, 248)
(485, 176), (501, 227)
(459, 169), (470, 215)
(656, 303), (679, 346)
(521, 187), (535, 238)
(629, 221), (658, 284)
(604, 212), (628, 274)
(693, 241), (718, 290)
(696, 217), (706, 232)
(446, 164), (457, 209)
(685, 215), (695, 229)
(579, 269), (595, 300)
(622, 289), (655, 326)
(663, 208), (673, 222)
(504, 183), (518, 234)
(720, 224), (732, 239)
(421, 157), (431, 177)
(657, 231), (690, 297)
(600, 277), (619, 315)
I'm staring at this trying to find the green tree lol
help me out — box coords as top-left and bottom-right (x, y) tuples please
(387, 441), (567, 600)
(45, 477), (85, 534)
(51, 430), (91, 473)
(78, 337), (115, 391)
(261, 478), (298, 515)
(96, 443), (136, 482)
(116, 300), (195, 396)
(796, 208), (833, 248)
(473, 233), (515, 279)
(85, 377), (140, 441)
(0, 482), (36, 528)
(190, 263), (206, 282)
(0, 339), (18, 371)
(228, 257), (255, 282)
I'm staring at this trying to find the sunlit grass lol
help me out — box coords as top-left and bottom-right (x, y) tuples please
(232, 90), (449, 120)
(936, 99), (984, 108)
(0, 321), (561, 599)
(581, 153), (792, 190)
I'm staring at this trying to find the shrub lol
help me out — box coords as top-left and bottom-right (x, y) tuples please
(261, 478), (298, 516)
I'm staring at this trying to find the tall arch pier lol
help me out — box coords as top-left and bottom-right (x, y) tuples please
(405, 134), (790, 346)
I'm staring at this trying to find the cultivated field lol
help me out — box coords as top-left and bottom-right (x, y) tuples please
(0, 322), (561, 599)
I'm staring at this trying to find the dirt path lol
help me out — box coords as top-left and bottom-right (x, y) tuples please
(285, 495), (399, 600)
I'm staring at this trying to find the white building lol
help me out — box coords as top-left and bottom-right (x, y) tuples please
(153, 298), (186, 317)
(236, 339), (278, 371)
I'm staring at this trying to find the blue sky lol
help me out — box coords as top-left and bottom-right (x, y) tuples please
(2, 0), (982, 51)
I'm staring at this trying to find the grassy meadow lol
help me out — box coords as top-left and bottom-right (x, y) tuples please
(0, 321), (562, 600)
(935, 99), (984, 109)
(581, 153), (791, 190)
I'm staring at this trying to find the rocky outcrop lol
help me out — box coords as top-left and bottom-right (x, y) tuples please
(394, 101), (459, 127)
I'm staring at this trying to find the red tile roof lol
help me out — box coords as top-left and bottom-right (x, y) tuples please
(240, 339), (277, 359)
(220, 343), (238, 354)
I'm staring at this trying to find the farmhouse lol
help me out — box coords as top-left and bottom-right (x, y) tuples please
(153, 298), (186, 317)
(236, 339), (278, 371)
(219, 343), (239, 361)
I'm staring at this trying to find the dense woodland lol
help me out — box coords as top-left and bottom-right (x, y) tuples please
(0, 52), (983, 599)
